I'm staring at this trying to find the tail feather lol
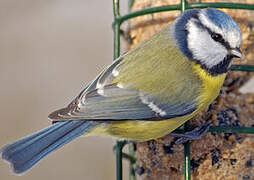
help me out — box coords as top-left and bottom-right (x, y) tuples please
(2, 122), (67, 161)
(1, 120), (97, 174)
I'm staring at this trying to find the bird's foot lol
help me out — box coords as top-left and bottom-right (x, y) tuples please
(170, 120), (212, 144)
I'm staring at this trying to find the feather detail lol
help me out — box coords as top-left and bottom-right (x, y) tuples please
(1, 121), (98, 174)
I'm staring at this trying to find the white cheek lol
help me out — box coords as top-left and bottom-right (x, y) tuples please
(187, 20), (228, 68)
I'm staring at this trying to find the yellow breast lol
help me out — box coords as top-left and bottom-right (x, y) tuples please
(91, 63), (226, 141)
(191, 63), (226, 111)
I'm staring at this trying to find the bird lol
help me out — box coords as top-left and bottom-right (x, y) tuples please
(1, 8), (242, 174)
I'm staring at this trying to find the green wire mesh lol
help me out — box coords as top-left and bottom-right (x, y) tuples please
(112, 0), (254, 180)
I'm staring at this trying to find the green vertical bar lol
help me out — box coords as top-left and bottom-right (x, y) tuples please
(113, 0), (120, 17)
(181, 0), (188, 12)
(116, 141), (124, 180)
(113, 1), (123, 180)
(113, 0), (121, 59)
(184, 123), (191, 180)
(115, 140), (128, 180)
(184, 140), (191, 180)
(114, 23), (121, 59)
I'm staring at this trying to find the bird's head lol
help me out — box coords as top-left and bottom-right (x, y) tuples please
(173, 8), (242, 75)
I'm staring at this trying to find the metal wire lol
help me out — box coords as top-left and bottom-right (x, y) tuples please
(230, 64), (254, 71)
(113, 2), (254, 26)
(112, 1), (254, 180)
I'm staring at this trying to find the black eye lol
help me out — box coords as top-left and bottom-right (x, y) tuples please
(211, 33), (224, 43)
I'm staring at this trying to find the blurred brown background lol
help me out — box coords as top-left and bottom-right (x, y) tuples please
(0, 1), (128, 180)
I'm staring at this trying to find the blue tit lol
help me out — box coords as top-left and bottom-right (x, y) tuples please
(1, 8), (242, 174)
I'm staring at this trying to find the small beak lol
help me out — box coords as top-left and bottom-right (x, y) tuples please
(230, 47), (242, 59)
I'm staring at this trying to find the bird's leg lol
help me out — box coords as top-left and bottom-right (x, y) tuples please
(170, 120), (212, 144)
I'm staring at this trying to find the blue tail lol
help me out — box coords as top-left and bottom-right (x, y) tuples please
(1, 120), (97, 174)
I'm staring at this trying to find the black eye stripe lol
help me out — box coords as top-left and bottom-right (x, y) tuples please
(191, 18), (231, 49)
(210, 32), (231, 49)
(206, 29), (228, 47)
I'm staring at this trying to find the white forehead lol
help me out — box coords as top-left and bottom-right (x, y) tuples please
(199, 10), (241, 48)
